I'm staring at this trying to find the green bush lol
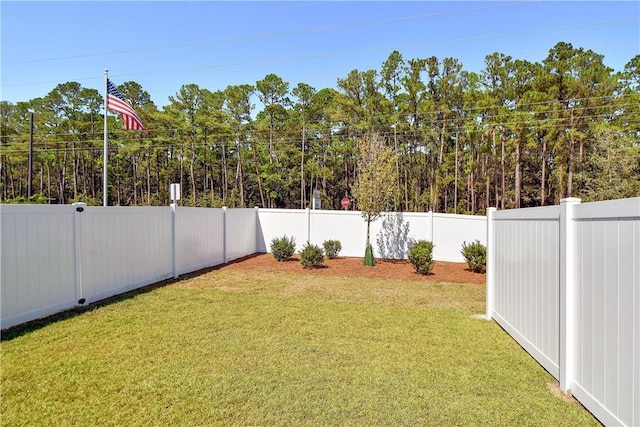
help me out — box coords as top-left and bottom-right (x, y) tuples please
(323, 240), (342, 259)
(407, 240), (434, 275)
(461, 240), (486, 273)
(300, 242), (324, 269)
(270, 235), (296, 261)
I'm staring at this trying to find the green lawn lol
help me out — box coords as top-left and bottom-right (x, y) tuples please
(1, 268), (598, 426)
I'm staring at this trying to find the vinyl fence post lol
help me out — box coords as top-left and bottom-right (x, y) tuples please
(428, 210), (434, 243)
(72, 202), (87, 305)
(170, 183), (180, 278)
(306, 207), (311, 244)
(222, 206), (228, 264)
(171, 203), (178, 279)
(559, 197), (581, 393)
(254, 206), (259, 254)
(485, 207), (496, 320)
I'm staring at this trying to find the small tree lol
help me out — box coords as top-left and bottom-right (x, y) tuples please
(352, 132), (398, 266)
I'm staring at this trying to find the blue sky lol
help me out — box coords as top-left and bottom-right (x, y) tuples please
(1, 1), (638, 107)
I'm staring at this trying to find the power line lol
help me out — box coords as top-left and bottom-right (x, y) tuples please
(3, 93), (637, 140)
(4, 1), (539, 66)
(3, 110), (639, 153)
(4, 104), (638, 144)
(3, 19), (637, 90)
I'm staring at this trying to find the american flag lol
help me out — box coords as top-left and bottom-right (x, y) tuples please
(106, 79), (147, 132)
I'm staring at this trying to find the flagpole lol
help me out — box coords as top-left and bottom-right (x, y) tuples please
(103, 69), (108, 206)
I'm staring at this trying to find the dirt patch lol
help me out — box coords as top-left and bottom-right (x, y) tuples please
(219, 253), (486, 284)
(546, 382), (578, 403)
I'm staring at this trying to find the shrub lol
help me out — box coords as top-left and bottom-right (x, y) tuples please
(323, 240), (342, 259)
(461, 240), (486, 273)
(270, 235), (296, 261)
(407, 240), (434, 275)
(300, 242), (324, 269)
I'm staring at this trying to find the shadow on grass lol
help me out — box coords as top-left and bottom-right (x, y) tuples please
(1, 253), (265, 342)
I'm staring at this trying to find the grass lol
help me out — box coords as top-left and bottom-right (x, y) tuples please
(1, 268), (598, 426)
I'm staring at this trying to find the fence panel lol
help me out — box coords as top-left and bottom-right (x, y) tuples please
(226, 208), (257, 261)
(0, 205), (77, 329)
(78, 206), (173, 304)
(433, 213), (487, 262)
(489, 198), (640, 426)
(491, 206), (561, 378)
(310, 210), (367, 257)
(175, 207), (224, 275)
(259, 209), (485, 262)
(370, 212), (430, 260)
(571, 198), (640, 427)
(256, 209), (308, 253)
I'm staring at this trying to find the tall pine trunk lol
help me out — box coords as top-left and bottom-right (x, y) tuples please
(541, 138), (547, 206)
(515, 136), (522, 209)
(190, 141), (197, 206)
(235, 142), (245, 207)
(221, 143), (228, 202)
(500, 127), (506, 210)
(300, 117), (306, 209)
(566, 110), (575, 198)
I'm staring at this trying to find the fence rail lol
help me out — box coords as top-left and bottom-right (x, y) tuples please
(487, 197), (640, 427)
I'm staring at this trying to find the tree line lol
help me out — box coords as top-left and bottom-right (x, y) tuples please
(1, 42), (639, 212)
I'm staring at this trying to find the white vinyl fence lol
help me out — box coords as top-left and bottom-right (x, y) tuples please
(4, 199), (637, 424)
(78, 206), (174, 305)
(258, 209), (486, 262)
(174, 206), (257, 274)
(1, 204), (258, 329)
(486, 197), (640, 427)
(175, 207), (224, 275)
(1, 205), (78, 329)
(2, 205), (485, 329)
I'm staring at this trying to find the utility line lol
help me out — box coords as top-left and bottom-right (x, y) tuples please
(4, 1), (538, 66)
(4, 110), (639, 151)
(3, 19), (636, 89)
(5, 106), (638, 143)
(4, 94), (637, 139)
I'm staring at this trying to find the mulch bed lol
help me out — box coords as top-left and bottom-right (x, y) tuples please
(220, 253), (486, 284)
